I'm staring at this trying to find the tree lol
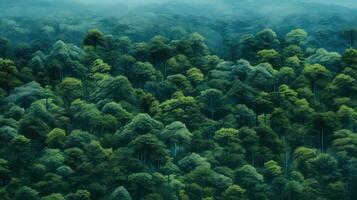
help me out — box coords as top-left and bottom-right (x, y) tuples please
(248, 63), (276, 90)
(148, 36), (171, 68)
(325, 181), (348, 200)
(257, 49), (281, 67)
(263, 160), (282, 182)
(234, 165), (269, 200)
(336, 105), (357, 130)
(270, 108), (289, 135)
(156, 92), (201, 128)
(116, 113), (163, 145)
(331, 129), (357, 158)
(214, 128), (239, 147)
(4, 81), (46, 107)
(91, 76), (135, 102)
(39, 149), (65, 171)
(277, 67), (296, 85)
(18, 104), (52, 141)
(116, 36), (133, 53)
(342, 48), (357, 68)
(178, 33), (208, 58)
(84, 140), (111, 165)
(285, 56), (302, 72)
(286, 29), (308, 46)
(328, 74), (357, 100)
(129, 134), (168, 165)
(283, 45), (303, 58)
(238, 34), (257, 61)
(185, 166), (232, 192)
(227, 80), (256, 107)
(66, 190), (91, 200)
(160, 121), (192, 157)
(45, 128), (66, 148)
(133, 42), (149, 61)
(47, 41), (86, 78)
(91, 58), (111, 74)
(309, 112), (337, 152)
(113, 54), (136, 76)
(254, 92), (274, 124)
(59, 77), (83, 106)
(83, 29), (104, 49)
(178, 153), (210, 173)
(293, 147), (317, 176)
(111, 186), (132, 200)
(255, 29), (280, 50)
(186, 67), (204, 86)
(306, 48), (341, 71)
(9, 135), (31, 174)
(198, 89), (225, 120)
(222, 184), (247, 200)
(14, 186), (39, 200)
(0, 58), (22, 91)
(166, 74), (193, 95)
(70, 99), (103, 132)
(42, 193), (65, 200)
(129, 61), (159, 87)
(102, 101), (132, 127)
(166, 54), (191, 77)
(40, 172), (69, 194)
(283, 179), (305, 200)
(234, 104), (256, 127)
(238, 127), (259, 166)
(254, 125), (284, 164)
(214, 128), (245, 167)
(0, 125), (18, 146)
(128, 173), (153, 200)
(0, 159), (11, 186)
(306, 153), (341, 187)
(63, 147), (85, 168)
(303, 64), (330, 101)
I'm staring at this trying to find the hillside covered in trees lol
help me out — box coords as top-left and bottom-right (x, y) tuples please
(1, 0), (357, 200)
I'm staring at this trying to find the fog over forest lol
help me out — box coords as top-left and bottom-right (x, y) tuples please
(1, 0), (357, 55)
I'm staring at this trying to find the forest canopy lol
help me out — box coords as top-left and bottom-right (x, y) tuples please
(0, 0), (357, 200)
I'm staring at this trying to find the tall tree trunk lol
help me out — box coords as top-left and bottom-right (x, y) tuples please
(45, 98), (49, 111)
(285, 150), (289, 174)
(321, 127), (324, 152)
(210, 95), (214, 120)
(173, 142), (177, 157)
(251, 151), (255, 167)
(164, 63), (167, 80)
(313, 80), (317, 102)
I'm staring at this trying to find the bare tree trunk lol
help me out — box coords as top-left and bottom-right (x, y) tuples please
(285, 150), (289, 174)
(45, 98), (49, 111)
(251, 151), (255, 167)
(173, 142), (177, 157)
(321, 127), (324, 152)
(210, 95), (214, 119)
(313, 80), (317, 102)
(164, 63), (167, 80)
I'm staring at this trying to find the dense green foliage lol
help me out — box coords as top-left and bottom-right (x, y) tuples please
(1, 1), (357, 199)
(1, 25), (356, 199)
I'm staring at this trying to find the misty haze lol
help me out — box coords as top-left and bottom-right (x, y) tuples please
(0, 0), (357, 200)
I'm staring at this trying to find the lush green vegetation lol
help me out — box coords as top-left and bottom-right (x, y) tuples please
(1, 1), (357, 200)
